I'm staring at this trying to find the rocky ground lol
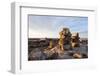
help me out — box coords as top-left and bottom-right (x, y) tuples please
(28, 38), (88, 61)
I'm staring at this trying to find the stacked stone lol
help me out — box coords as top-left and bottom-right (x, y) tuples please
(71, 33), (80, 48)
(58, 28), (72, 51)
(62, 28), (72, 45)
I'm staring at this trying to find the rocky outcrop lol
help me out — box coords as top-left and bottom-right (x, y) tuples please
(28, 27), (88, 60)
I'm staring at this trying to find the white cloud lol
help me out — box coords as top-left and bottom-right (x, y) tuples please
(29, 28), (59, 38)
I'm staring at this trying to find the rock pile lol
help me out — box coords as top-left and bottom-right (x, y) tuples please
(28, 27), (88, 60)
(71, 33), (80, 48)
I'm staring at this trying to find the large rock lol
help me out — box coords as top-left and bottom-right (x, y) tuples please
(44, 45), (64, 59)
(71, 32), (80, 48)
(28, 48), (45, 60)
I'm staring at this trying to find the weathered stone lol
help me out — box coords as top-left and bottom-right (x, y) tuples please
(28, 48), (45, 60)
(73, 53), (82, 58)
(28, 27), (88, 60)
(58, 28), (71, 51)
(44, 45), (64, 58)
(71, 33), (80, 48)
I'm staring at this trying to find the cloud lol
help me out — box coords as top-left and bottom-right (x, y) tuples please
(28, 15), (88, 38)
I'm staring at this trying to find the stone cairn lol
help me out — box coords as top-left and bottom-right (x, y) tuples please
(58, 28), (71, 51)
(28, 27), (86, 60)
(71, 32), (80, 48)
(44, 27), (81, 58)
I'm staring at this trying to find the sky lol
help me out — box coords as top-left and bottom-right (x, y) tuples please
(28, 15), (88, 38)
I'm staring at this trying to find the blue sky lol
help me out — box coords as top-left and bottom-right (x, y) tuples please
(29, 15), (88, 38)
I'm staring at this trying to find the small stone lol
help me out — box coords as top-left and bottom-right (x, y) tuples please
(73, 53), (82, 58)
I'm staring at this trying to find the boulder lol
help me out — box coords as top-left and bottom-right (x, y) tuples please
(28, 48), (45, 60)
